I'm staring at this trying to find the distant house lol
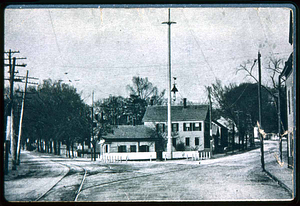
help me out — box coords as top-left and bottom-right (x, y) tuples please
(100, 125), (158, 154)
(280, 52), (295, 168)
(142, 99), (210, 152)
(211, 120), (229, 154)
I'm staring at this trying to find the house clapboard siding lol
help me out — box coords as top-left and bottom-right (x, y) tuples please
(100, 125), (158, 155)
(142, 104), (210, 152)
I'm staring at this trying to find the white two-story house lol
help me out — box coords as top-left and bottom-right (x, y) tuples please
(142, 99), (210, 152)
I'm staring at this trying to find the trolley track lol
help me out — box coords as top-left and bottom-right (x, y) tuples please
(35, 160), (87, 202)
(76, 164), (201, 199)
(32, 154), (202, 201)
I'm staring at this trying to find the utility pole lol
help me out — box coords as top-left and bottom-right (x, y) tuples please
(162, 8), (176, 159)
(91, 91), (97, 161)
(91, 91), (94, 161)
(10, 57), (17, 170)
(278, 75), (282, 163)
(4, 55), (17, 173)
(232, 122), (235, 154)
(4, 50), (27, 173)
(208, 86), (213, 153)
(258, 51), (265, 171)
(246, 113), (252, 150)
(15, 72), (38, 165)
(16, 71), (28, 165)
(234, 110), (243, 151)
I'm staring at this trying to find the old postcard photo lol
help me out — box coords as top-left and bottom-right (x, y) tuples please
(3, 4), (296, 202)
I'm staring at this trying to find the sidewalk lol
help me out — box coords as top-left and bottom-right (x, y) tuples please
(264, 140), (294, 197)
(3, 150), (69, 202)
(210, 140), (294, 197)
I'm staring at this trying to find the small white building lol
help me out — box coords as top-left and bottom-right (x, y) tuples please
(99, 125), (159, 161)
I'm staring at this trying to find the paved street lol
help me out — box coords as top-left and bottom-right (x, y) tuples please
(4, 140), (293, 201)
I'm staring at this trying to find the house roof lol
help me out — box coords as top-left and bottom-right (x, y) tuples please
(142, 105), (209, 122)
(103, 125), (157, 140)
(212, 120), (228, 129)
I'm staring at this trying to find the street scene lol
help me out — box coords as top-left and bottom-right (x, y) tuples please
(4, 140), (293, 201)
(3, 5), (296, 202)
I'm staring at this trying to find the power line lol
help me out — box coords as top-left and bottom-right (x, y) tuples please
(48, 10), (75, 68)
(48, 10), (61, 56)
(180, 10), (217, 79)
(255, 9), (274, 57)
(228, 60), (257, 108)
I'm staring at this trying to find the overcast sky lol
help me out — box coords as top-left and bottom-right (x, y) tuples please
(4, 5), (293, 105)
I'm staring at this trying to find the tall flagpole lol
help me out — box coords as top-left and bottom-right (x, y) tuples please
(162, 8), (176, 159)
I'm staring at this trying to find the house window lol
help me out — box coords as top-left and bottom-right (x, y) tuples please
(130, 145), (137, 152)
(195, 137), (199, 146)
(118, 145), (127, 153)
(185, 137), (190, 146)
(183, 123), (191, 131)
(156, 123), (166, 133)
(193, 122), (202, 131)
(172, 123), (179, 132)
(105, 144), (109, 153)
(139, 145), (149, 152)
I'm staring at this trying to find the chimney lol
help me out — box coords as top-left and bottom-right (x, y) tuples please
(183, 98), (187, 108)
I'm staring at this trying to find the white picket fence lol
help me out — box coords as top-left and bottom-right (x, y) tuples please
(101, 152), (157, 162)
(100, 150), (211, 162)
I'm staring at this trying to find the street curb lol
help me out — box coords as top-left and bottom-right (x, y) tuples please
(264, 169), (293, 197)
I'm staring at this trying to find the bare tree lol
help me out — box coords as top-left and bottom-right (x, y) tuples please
(236, 56), (284, 98)
(126, 76), (166, 105)
(266, 57), (284, 89)
(126, 77), (157, 100)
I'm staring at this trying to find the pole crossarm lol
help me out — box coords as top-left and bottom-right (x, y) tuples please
(4, 50), (20, 54)
(4, 57), (27, 60)
(162, 21), (177, 25)
(14, 75), (39, 80)
(4, 63), (27, 67)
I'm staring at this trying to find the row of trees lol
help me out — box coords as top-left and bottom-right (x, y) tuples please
(4, 79), (92, 157)
(4, 76), (166, 157)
